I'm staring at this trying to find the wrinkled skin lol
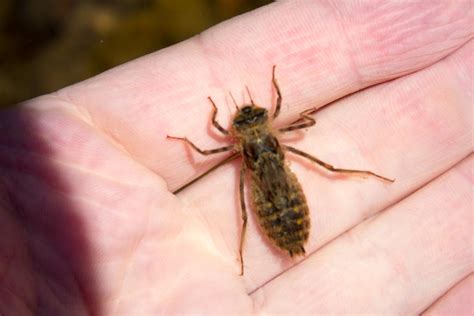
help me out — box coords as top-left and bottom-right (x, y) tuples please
(0, 1), (472, 315)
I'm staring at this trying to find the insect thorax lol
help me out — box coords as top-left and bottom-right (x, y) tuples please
(238, 130), (284, 171)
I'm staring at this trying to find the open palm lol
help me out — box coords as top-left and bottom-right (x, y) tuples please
(1, 1), (472, 315)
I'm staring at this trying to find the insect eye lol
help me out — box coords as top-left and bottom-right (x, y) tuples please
(234, 117), (246, 126)
(255, 110), (265, 118)
(242, 106), (252, 114)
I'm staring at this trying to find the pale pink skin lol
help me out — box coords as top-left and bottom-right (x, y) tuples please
(0, 1), (472, 315)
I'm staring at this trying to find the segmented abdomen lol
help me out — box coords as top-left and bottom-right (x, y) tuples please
(249, 153), (310, 256)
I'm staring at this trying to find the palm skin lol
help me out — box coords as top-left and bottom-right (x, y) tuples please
(0, 1), (472, 315)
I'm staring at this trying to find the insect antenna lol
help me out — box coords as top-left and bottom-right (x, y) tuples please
(228, 91), (239, 111)
(245, 86), (255, 105)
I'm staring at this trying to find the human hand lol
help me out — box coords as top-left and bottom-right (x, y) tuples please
(1, 1), (472, 315)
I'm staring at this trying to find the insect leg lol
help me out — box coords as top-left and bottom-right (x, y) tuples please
(279, 108), (316, 133)
(207, 97), (229, 135)
(284, 145), (395, 182)
(272, 65), (282, 119)
(173, 152), (240, 194)
(167, 136), (235, 155)
(238, 163), (248, 276)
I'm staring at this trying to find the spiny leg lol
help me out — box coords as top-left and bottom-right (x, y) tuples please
(173, 152), (240, 194)
(238, 163), (248, 276)
(284, 145), (395, 182)
(279, 108), (316, 133)
(272, 65), (282, 119)
(208, 97), (229, 135)
(167, 136), (235, 155)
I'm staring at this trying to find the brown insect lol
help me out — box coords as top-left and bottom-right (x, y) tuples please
(167, 66), (393, 275)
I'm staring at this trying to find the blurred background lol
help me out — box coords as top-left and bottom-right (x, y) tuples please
(0, 0), (271, 108)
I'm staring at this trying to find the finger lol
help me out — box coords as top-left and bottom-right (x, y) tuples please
(179, 40), (472, 289)
(422, 274), (473, 315)
(51, 1), (472, 190)
(253, 156), (473, 314)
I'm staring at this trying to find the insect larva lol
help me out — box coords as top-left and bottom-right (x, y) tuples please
(168, 66), (394, 275)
